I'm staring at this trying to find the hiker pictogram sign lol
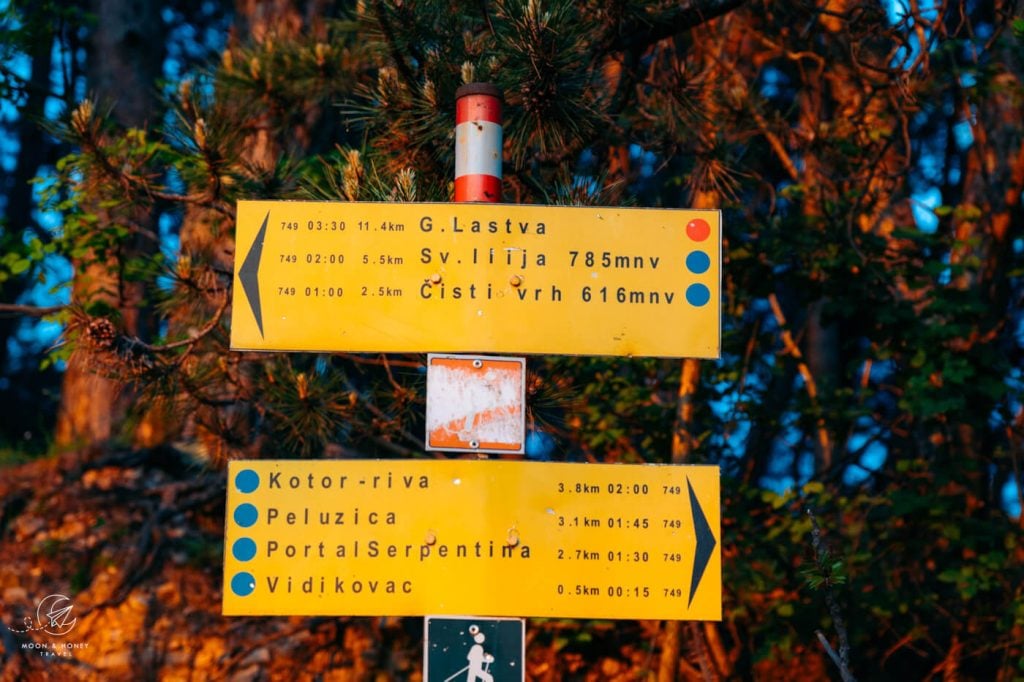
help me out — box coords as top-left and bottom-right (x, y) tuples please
(424, 617), (524, 682)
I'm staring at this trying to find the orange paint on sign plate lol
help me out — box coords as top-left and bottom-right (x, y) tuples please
(426, 354), (525, 454)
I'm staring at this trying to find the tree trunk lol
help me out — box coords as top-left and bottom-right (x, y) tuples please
(658, 15), (734, 667)
(55, 0), (163, 448)
(139, 0), (318, 453)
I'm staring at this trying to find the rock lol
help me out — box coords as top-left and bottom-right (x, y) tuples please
(2, 586), (28, 603)
(241, 647), (271, 665)
(14, 516), (44, 540)
(97, 650), (132, 669)
(229, 664), (262, 682)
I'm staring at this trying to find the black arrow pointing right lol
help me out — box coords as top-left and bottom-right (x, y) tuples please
(687, 476), (717, 608)
(238, 211), (268, 338)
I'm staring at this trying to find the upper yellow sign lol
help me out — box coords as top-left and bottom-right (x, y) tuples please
(223, 459), (721, 620)
(230, 201), (720, 357)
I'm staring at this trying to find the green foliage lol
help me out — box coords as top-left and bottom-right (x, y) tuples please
(726, 475), (1023, 676)
(0, 1), (88, 101)
(262, 357), (355, 457)
(0, 446), (34, 469)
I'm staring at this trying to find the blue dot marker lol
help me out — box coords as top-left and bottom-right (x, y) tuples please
(235, 469), (259, 493)
(231, 572), (256, 597)
(232, 537), (257, 562)
(686, 251), (711, 274)
(686, 284), (711, 307)
(234, 503), (258, 528)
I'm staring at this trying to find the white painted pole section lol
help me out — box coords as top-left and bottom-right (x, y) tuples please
(455, 121), (503, 179)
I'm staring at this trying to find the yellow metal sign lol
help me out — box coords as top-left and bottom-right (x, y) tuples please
(223, 460), (721, 620)
(230, 201), (720, 357)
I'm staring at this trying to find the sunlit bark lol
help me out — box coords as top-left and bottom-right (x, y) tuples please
(55, 0), (163, 448)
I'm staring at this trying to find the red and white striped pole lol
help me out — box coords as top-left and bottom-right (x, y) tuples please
(430, 81), (524, 455)
(454, 83), (503, 203)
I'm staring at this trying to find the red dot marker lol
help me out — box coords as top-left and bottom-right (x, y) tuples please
(686, 218), (710, 242)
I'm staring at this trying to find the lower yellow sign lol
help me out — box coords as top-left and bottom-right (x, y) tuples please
(223, 460), (721, 620)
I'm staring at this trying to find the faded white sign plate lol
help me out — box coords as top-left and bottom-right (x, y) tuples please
(425, 354), (526, 454)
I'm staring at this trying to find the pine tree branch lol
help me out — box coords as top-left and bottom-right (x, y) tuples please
(124, 294), (229, 354)
(816, 630), (856, 682)
(371, 0), (420, 95)
(807, 508), (856, 682)
(605, 0), (747, 53)
(342, 377), (428, 452)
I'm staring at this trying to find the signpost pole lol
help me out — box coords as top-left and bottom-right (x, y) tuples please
(424, 82), (527, 457)
(423, 83), (527, 456)
(454, 83), (503, 203)
(422, 83), (527, 680)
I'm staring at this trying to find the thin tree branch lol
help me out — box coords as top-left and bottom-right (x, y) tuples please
(606, 0), (748, 53)
(148, 189), (234, 217)
(816, 630), (856, 682)
(0, 303), (66, 318)
(750, 106), (800, 182)
(807, 508), (856, 682)
(658, 621), (683, 682)
(335, 353), (424, 369)
(768, 293), (833, 463)
(125, 294), (229, 353)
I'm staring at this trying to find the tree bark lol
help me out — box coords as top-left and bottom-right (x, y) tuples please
(659, 51), (731, 679)
(55, 0), (163, 448)
(143, 0), (317, 453)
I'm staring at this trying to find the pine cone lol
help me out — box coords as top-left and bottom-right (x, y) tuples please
(84, 318), (119, 350)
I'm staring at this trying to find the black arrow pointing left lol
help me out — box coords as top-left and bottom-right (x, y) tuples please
(238, 211), (268, 338)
